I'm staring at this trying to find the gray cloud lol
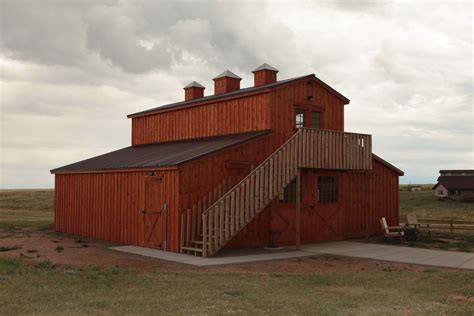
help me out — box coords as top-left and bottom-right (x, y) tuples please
(0, 0), (472, 188)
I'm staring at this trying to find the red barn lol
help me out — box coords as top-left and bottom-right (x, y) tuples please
(51, 64), (403, 257)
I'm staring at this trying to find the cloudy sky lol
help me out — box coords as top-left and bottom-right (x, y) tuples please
(0, 0), (472, 188)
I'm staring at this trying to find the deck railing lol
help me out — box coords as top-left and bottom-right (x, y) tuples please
(200, 128), (372, 257)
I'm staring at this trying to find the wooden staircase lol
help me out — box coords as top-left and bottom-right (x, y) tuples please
(180, 177), (232, 255)
(183, 128), (372, 257)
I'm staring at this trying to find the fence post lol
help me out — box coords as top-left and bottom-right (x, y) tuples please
(450, 218), (453, 234)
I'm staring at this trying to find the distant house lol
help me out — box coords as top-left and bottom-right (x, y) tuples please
(408, 185), (422, 192)
(433, 170), (474, 201)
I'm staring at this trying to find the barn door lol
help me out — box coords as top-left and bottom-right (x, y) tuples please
(314, 172), (344, 241)
(143, 175), (166, 248)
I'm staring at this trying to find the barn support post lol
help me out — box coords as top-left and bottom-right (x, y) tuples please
(295, 169), (301, 250)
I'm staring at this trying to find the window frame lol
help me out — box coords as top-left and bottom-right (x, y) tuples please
(317, 176), (339, 203)
(295, 109), (306, 129)
(293, 102), (325, 129)
(311, 110), (321, 129)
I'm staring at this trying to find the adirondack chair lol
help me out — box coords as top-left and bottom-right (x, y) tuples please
(380, 217), (405, 241)
(406, 213), (431, 237)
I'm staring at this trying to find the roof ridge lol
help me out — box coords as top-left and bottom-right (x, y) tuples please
(252, 63), (278, 72)
(184, 81), (205, 89)
(127, 74), (313, 118)
(213, 70), (242, 80)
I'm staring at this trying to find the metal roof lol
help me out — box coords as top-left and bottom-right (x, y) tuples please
(51, 130), (272, 174)
(434, 176), (474, 190)
(439, 169), (474, 173)
(252, 63), (278, 72)
(213, 70), (242, 80)
(184, 81), (205, 89)
(128, 75), (312, 118)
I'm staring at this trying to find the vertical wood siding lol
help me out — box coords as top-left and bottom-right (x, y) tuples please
(54, 170), (181, 252)
(225, 157), (399, 248)
(178, 134), (274, 216)
(132, 94), (271, 145)
(343, 158), (400, 237)
(270, 79), (346, 147)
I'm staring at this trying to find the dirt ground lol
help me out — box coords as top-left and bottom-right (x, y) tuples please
(0, 229), (433, 273)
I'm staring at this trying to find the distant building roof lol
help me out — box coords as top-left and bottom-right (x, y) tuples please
(440, 169), (474, 173)
(433, 176), (474, 190)
(51, 131), (271, 174)
(128, 74), (350, 118)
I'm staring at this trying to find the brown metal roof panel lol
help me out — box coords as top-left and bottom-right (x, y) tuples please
(436, 176), (474, 190)
(51, 130), (272, 174)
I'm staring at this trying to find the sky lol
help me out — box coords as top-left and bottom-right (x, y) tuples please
(0, 0), (472, 188)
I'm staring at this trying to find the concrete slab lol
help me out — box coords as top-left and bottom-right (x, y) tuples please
(374, 248), (444, 264)
(110, 245), (316, 266)
(417, 252), (474, 269)
(334, 246), (412, 259)
(110, 241), (474, 269)
(459, 258), (474, 270)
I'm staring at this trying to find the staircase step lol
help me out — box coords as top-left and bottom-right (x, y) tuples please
(181, 246), (203, 253)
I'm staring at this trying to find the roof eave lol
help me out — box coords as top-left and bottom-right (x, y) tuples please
(372, 154), (404, 176)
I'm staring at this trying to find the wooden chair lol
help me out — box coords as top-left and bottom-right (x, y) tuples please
(380, 217), (405, 241)
(406, 213), (431, 237)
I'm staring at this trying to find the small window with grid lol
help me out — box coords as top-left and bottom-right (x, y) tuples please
(295, 110), (305, 128)
(311, 111), (321, 129)
(279, 178), (303, 203)
(318, 176), (338, 202)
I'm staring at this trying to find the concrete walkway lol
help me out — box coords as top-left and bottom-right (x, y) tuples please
(301, 241), (474, 270)
(110, 241), (474, 269)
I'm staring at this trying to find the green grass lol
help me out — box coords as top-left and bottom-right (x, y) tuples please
(400, 190), (474, 221)
(0, 258), (473, 315)
(0, 189), (53, 230)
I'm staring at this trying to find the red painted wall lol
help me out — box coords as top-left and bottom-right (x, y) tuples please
(131, 93), (271, 145)
(54, 170), (181, 252)
(225, 157), (400, 248)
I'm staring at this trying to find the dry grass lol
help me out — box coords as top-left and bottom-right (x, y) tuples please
(1, 189), (473, 314)
(1, 258), (473, 315)
(0, 189), (53, 230)
(400, 190), (474, 221)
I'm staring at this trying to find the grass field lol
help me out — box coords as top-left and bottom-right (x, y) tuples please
(1, 189), (473, 314)
(0, 189), (53, 230)
(398, 190), (474, 252)
(1, 258), (473, 314)
(399, 190), (473, 221)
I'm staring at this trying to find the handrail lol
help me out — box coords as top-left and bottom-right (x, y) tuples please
(201, 128), (372, 256)
(202, 130), (301, 217)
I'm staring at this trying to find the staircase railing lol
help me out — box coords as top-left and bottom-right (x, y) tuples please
(180, 177), (232, 254)
(201, 128), (372, 257)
